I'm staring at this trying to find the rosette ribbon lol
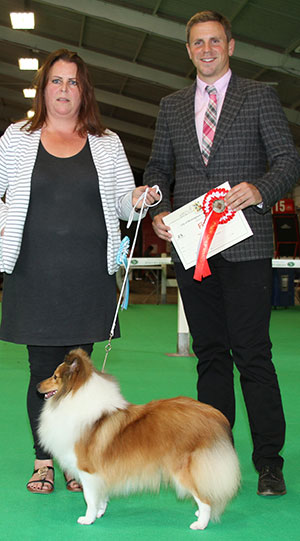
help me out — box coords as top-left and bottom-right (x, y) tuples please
(193, 188), (235, 282)
(116, 236), (130, 309)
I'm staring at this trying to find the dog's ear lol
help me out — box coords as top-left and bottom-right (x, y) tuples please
(69, 357), (80, 373)
(64, 353), (81, 373)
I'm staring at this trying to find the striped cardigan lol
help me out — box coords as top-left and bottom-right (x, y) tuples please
(0, 121), (141, 274)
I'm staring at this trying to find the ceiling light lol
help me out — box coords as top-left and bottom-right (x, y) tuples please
(18, 58), (39, 70)
(23, 88), (36, 98)
(10, 12), (35, 29)
(27, 110), (35, 119)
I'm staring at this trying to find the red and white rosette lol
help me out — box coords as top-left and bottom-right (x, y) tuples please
(193, 188), (235, 281)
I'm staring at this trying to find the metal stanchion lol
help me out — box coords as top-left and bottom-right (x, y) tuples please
(166, 290), (194, 357)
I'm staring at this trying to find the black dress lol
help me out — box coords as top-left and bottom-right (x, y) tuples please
(0, 140), (120, 345)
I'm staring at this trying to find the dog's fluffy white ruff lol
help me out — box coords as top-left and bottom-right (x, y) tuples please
(39, 371), (127, 477)
(38, 349), (240, 530)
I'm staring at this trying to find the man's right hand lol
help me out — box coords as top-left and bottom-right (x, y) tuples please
(152, 212), (172, 241)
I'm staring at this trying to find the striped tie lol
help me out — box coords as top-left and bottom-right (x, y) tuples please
(202, 85), (217, 166)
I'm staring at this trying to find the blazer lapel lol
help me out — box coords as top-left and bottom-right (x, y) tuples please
(88, 133), (113, 231)
(177, 82), (205, 166)
(208, 74), (245, 162)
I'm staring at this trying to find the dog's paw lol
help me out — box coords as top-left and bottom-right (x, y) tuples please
(189, 520), (208, 531)
(77, 516), (95, 525)
(96, 501), (108, 518)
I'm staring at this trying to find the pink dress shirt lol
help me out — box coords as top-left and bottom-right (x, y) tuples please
(195, 69), (232, 151)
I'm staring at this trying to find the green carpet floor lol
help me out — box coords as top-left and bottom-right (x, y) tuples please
(0, 304), (299, 541)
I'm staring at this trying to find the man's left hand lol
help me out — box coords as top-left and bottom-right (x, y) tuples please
(224, 182), (262, 211)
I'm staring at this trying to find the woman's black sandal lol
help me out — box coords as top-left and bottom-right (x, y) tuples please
(26, 465), (54, 494)
(64, 473), (82, 492)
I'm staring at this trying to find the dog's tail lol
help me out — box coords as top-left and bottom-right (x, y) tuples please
(174, 436), (241, 522)
(198, 437), (240, 520)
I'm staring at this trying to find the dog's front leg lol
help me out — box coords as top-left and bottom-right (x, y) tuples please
(77, 472), (105, 525)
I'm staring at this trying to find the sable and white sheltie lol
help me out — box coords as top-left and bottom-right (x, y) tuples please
(37, 348), (240, 530)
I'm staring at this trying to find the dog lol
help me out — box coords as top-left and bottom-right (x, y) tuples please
(37, 348), (240, 530)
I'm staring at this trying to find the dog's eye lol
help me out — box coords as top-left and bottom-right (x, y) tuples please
(53, 375), (57, 380)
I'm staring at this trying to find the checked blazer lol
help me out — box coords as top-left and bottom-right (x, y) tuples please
(144, 73), (300, 262)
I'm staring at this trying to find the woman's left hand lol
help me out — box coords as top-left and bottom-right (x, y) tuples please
(132, 185), (160, 209)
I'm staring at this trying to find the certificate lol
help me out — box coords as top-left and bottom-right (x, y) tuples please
(163, 182), (253, 270)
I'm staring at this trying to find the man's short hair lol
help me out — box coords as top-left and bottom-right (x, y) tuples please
(186, 10), (232, 43)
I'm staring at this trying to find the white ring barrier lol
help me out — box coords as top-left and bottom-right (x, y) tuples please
(129, 257), (300, 357)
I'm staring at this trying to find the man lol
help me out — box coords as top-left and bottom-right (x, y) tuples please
(143, 10), (300, 495)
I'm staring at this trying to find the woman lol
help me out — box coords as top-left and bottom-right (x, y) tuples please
(0, 49), (159, 493)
